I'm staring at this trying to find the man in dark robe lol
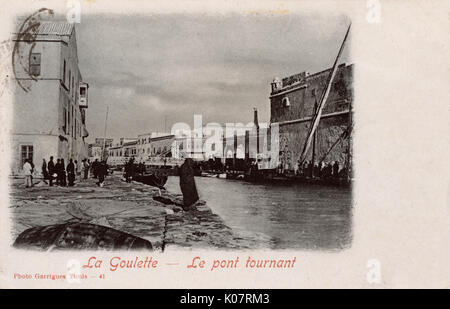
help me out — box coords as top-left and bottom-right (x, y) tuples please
(124, 158), (132, 182)
(55, 159), (62, 186)
(67, 159), (75, 186)
(179, 158), (199, 210)
(92, 159), (99, 178)
(97, 161), (107, 187)
(41, 159), (48, 184)
(47, 156), (55, 186)
(60, 159), (67, 186)
(332, 161), (340, 178)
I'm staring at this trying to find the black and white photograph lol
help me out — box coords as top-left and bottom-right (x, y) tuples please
(8, 8), (353, 252)
(0, 0), (448, 290)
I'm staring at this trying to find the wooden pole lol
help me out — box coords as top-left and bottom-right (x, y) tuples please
(311, 95), (318, 177)
(299, 23), (351, 165)
(102, 105), (109, 161)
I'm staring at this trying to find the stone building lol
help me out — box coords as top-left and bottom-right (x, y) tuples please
(107, 138), (138, 166)
(94, 138), (113, 148)
(88, 143), (102, 162)
(270, 63), (354, 172)
(88, 138), (114, 162)
(11, 22), (89, 175)
(137, 132), (170, 160)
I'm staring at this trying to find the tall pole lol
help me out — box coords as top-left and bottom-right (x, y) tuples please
(347, 95), (353, 182)
(299, 23), (351, 165)
(311, 97), (318, 178)
(102, 105), (109, 161)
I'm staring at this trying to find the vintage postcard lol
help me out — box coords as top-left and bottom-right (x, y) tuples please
(0, 0), (448, 290)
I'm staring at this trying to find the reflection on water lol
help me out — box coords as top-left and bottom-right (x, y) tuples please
(165, 176), (352, 250)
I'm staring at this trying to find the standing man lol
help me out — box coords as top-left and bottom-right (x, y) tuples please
(92, 159), (99, 178)
(23, 159), (33, 188)
(124, 159), (130, 182)
(60, 159), (67, 187)
(332, 161), (340, 178)
(41, 159), (48, 184)
(82, 159), (89, 180)
(47, 156), (55, 186)
(179, 158), (199, 210)
(97, 160), (107, 187)
(30, 161), (35, 186)
(55, 159), (61, 186)
(67, 159), (75, 186)
(74, 160), (80, 182)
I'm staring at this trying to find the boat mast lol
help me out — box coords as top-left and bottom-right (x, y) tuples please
(311, 95), (318, 177)
(298, 23), (351, 165)
(101, 105), (109, 161)
(346, 93), (353, 181)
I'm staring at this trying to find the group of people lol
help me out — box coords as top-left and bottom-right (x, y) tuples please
(123, 158), (147, 182)
(294, 160), (342, 179)
(23, 156), (109, 188)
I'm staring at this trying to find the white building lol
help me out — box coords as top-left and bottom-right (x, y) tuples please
(106, 137), (138, 166)
(11, 21), (89, 175)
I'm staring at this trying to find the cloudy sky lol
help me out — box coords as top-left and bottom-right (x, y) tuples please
(76, 13), (351, 141)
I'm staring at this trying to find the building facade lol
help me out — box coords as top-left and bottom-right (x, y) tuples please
(88, 138), (114, 162)
(11, 22), (89, 175)
(88, 143), (103, 162)
(270, 63), (354, 172)
(137, 133), (185, 165)
(106, 137), (138, 166)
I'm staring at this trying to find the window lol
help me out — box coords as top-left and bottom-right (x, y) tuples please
(63, 107), (67, 134)
(63, 60), (66, 85)
(69, 70), (71, 92)
(282, 97), (290, 107)
(29, 53), (41, 77)
(21, 145), (33, 167)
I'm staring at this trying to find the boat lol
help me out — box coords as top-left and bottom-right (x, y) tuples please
(133, 173), (168, 188)
(130, 155), (182, 188)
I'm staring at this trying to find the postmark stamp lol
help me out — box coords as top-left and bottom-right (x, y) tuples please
(11, 8), (54, 93)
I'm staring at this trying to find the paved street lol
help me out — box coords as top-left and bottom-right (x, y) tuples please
(9, 174), (250, 251)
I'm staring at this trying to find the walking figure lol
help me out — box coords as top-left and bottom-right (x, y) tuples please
(92, 159), (99, 178)
(97, 161), (108, 187)
(23, 159), (33, 188)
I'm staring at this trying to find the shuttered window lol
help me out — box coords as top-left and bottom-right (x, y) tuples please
(29, 53), (41, 77)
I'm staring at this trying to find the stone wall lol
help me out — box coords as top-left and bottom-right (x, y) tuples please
(271, 64), (353, 171)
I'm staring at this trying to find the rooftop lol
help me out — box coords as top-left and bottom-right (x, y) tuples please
(14, 21), (74, 36)
(271, 63), (353, 96)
